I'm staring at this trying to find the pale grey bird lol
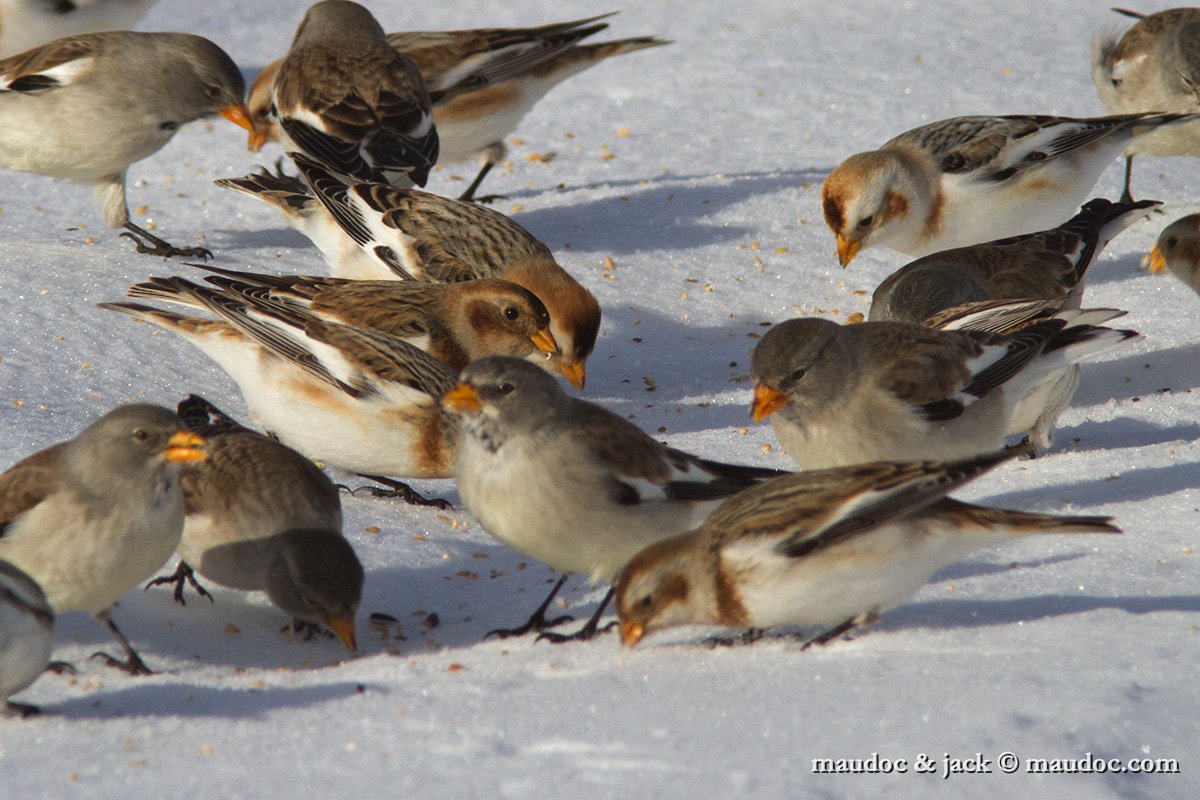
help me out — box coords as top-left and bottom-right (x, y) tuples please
(1147, 212), (1200, 294)
(749, 316), (1139, 469)
(0, 30), (253, 257)
(442, 356), (786, 642)
(0, 404), (206, 674)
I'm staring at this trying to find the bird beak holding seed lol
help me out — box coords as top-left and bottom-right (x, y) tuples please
(442, 383), (482, 413)
(531, 328), (559, 356)
(164, 430), (207, 462)
(836, 234), (860, 268)
(619, 620), (645, 648)
(326, 614), (358, 653)
(750, 384), (786, 423)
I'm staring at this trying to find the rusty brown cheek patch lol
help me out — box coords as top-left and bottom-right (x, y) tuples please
(714, 561), (750, 626)
(822, 192), (845, 233)
(917, 189), (944, 241)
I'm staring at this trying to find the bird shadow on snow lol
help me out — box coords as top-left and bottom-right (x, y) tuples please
(981, 460), (1200, 510)
(882, 591), (1200, 634)
(511, 167), (826, 256)
(44, 680), (367, 721)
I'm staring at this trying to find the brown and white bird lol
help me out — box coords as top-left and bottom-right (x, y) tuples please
(146, 396), (362, 653)
(615, 450), (1120, 648)
(821, 112), (1191, 265)
(246, 13), (669, 200)
(0, 30), (254, 257)
(1092, 7), (1200, 200)
(0, 0), (159, 57)
(221, 153), (601, 388)
(1147, 212), (1200, 294)
(0, 559), (54, 716)
(265, 0), (438, 186)
(111, 267), (559, 374)
(749, 316), (1139, 469)
(100, 286), (460, 504)
(179, 263), (559, 373)
(0, 404), (206, 674)
(442, 357), (787, 641)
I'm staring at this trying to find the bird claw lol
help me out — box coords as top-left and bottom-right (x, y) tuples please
(90, 650), (154, 676)
(120, 227), (213, 260)
(345, 475), (452, 508)
(485, 612), (574, 640)
(144, 562), (213, 606)
(45, 660), (77, 676)
(535, 619), (617, 644)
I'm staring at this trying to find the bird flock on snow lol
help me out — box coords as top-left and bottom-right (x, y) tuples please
(2, 0), (1198, 716)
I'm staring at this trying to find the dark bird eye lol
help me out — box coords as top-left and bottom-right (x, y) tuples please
(1167, 237), (1179, 248)
(496, 382), (515, 395)
(639, 595), (653, 609)
(790, 368), (807, 383)
(204, 84), (222, 99)
(132, 428), (150, 442)
(504, 307), (520, 321)
(159, 121), (179, 131)
(858, 215), (874, 229)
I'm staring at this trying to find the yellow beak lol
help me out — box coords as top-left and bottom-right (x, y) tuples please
(531, 328), (560, 356)
(836, 234), (861, 267)
(619, 620), (645, 648)
(1147, 246), (1167, 274)
(220, 104), (256, 134)
(164, 430), (207, 463)
(442, 383), (482, 413)
(559, 359), (586, 390)
(750, 384), (786, 423)
(325, 614), (358, 653)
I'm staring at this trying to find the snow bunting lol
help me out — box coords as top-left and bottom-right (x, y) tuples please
(268, 0), (438, 186)
(869, 197), (1160, 324)
(868, 197), (1157, 452)
(749, 316), (1138, 469)
(821, 112), (1190, 265)
(145, 395), (362, 653)
(247, 13), (669, 200)
(99, 285), (461, 502)
(0, 559), (53, 716)
(0, 0), (158, 57)
(615, 450), (1120, 648)
(442, 357), (787, 641)
(0, 405), (206, 674)
(0, 31), (253, 257)
(117, 267), (558, 374)
(1147, 212), (1200, 293)
(1093, 8), (1200, 199)
(255, 153), (600, 388)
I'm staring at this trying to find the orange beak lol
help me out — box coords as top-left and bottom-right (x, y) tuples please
(619, 620), (645, 648)
(836, 234), (861, 268)
(220, 104), (257, 134)
(531, 328), (559, 356)
(751, 384), (786, 423)
(1147, 246), (1167, 274)
(164, 430), (207, 463)
(247, 129), (269, 152)
(559, 360), (586, 391)
(325, 614), (358, 653)
(442, 383), (482, 413)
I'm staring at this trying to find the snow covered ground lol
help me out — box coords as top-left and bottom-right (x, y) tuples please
(1, 0), (1198, 797)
